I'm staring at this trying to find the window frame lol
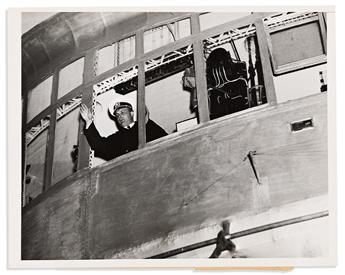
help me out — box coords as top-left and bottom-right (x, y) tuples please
(265, 12), (327, 76)
(23, 12), (283, 205)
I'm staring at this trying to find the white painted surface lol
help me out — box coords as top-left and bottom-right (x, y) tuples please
(274, 64), (328, 103)
(146, 71), (195, 134)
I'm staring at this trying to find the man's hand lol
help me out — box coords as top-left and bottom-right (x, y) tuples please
(80, 104), (92, 125)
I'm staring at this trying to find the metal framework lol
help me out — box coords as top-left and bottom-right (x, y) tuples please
(264, 12), (318, 31)
(93, 66), (139, 95)
(203, 12), (318, 52)
(92, 44), (194, 96)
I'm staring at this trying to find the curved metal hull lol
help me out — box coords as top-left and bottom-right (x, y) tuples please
(22, 92), (328, 259)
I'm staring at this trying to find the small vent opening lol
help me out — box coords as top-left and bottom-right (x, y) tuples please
(290, 118), (313, 132)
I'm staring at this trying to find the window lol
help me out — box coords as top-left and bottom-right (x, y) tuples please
(145, 44), (198, 134)
(24, 122), (49, 204)
(116, 36), (136, 65)
(91, 66), (138, 167)
(96, 36), (136, 76)
(203, 23), (267, 120)
(97, 45), (115, 76)
(265, 12), (326, 75)
(199, 12), (251, 31)
(264, 12), (328, 103)
(58, 57), (85, 98)
(52, 97), (82, 184)
(144, 18), (191, 53)
(26, 76), (53, 122)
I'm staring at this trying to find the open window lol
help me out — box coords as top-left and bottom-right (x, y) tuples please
(52, 96), (82, 184)
(202, 22), (267, 120)
(88, 42), (201, 166)
(144, 44), (198, 135)
(91, 66), (138, 167)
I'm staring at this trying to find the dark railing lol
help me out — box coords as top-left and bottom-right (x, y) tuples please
(147, 210), (329, 259)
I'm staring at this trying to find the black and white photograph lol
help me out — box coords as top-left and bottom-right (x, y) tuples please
(6, 6), (337, 269)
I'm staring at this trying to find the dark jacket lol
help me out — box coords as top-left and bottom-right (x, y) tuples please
(84, 120), (168, 161)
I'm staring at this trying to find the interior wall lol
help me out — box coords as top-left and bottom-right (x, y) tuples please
(274, 64), (327, 103)
(146, 71), (196, 134)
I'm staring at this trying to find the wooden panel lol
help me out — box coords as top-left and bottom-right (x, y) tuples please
(89, 93), (327, 258)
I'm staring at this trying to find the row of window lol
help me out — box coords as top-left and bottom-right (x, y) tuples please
(23, 12), (327, 205)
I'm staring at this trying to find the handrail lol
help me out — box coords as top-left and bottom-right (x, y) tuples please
(146, 210), (329, 259)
